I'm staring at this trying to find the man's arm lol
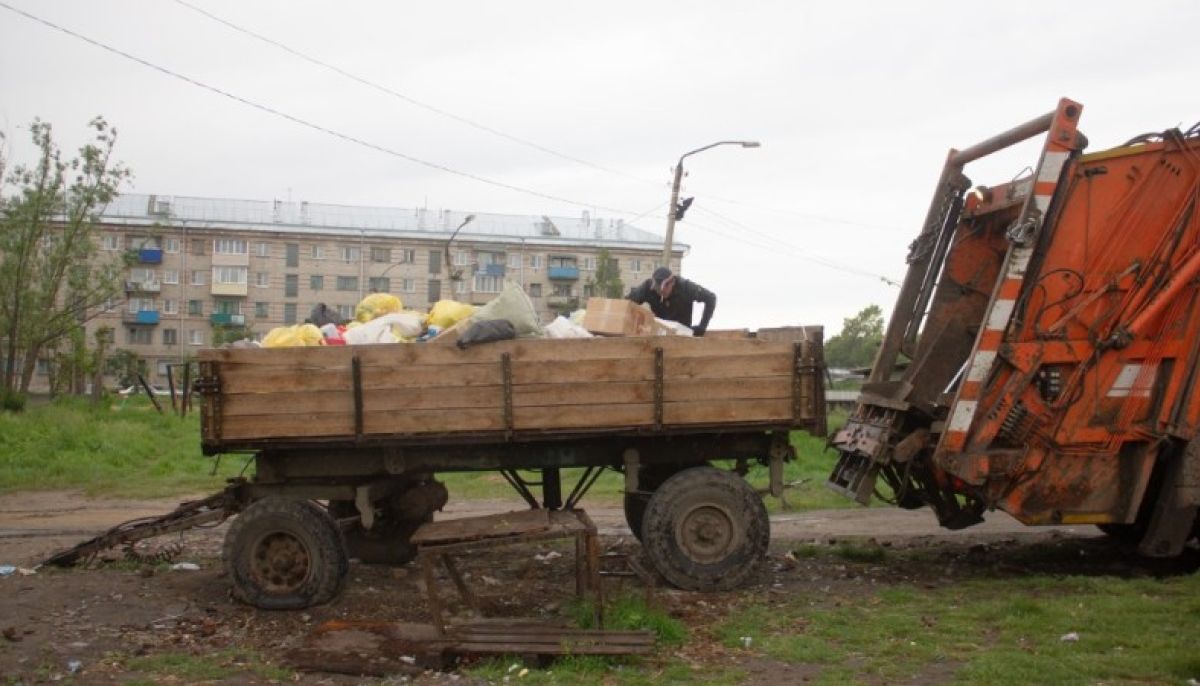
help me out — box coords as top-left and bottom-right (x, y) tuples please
(627, 280), (652, 304)
(691, 283), (716, 336)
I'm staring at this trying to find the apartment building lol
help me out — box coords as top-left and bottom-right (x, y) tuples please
(81, 193), (682, 388)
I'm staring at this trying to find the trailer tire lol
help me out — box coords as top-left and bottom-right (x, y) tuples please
(223, 498), (348, 610)
(623, 465), (688, 542)
(642, 466), (769, 591)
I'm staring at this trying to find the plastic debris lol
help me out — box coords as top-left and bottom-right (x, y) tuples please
(67, 659), (82, 674)
(16, 567), (36, 576)
(741, 636), (753, 648)
(533, 551), (562, 563)
(1060, 631), (1079, 642)
(518, 668), (530, 677)
(170, 562), (200, 571)
(0, 566), (14, 577)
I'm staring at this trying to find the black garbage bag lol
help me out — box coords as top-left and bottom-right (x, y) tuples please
(307, 303), (342, 327)
(456, 319), (517, 349)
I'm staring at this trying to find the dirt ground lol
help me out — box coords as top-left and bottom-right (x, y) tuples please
(0, 490), (1165, 685)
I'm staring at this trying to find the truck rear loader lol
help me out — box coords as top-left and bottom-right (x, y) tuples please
(829, 99), (1200, 557)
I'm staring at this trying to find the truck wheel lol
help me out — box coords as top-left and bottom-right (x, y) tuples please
(623, 466), (685, 542)
(223, 498), (348, 610)
(641, 466), (769, 591)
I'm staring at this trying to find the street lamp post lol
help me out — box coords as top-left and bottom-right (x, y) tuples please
(661, 140), (760, 267)
(376, 214), (475, 292)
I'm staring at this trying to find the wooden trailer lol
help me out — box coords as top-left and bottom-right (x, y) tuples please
(197, 330), (825, 608)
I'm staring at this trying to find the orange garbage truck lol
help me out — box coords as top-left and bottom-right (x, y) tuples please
(829, 99), (1200, 556)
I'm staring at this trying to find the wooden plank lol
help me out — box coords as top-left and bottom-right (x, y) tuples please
(220, 413), (355, 440)
(664, 398), (792, 424)
(202, 335), (793, 368)
(664, 354), (791, 379)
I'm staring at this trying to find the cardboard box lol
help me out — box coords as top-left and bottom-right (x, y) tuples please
(583, 298), (657, 337)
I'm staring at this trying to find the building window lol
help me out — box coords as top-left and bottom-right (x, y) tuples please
(191, 239), (206, 256)
(312, 245), (325, 260)
(336, 276), (358, 291)
(401, 278), (417, 293)
(528, 254), (543, 269)
(126, 327), (152, 345)
(213, 238), (247, 254)
(165, 237), (180, 253)
(189, 329), (204, 346)
(255, 272), (270, 288)
(428, 250), (442, 274)
(163, 328), (178, 345)
(127, 297), (156, 313)
(101, 234), (121, 251)
(553, 283), (573, 297)
(583, 284), (595, 298)
(368, 276), (390, 293)
(156, 361), (171, 377)
(191, 270), (206, 286)
(477, 251), (504, 266)
(428, 279), (441, 302)
(256, 241), (270, 257)
(630, 258), (642, 273)
(283, 303), (297, 324)
(453, 280), (467, 295)
(371, 247), (391, 263)
(507, 253), (522, 269)
(453, 251), (470, 266)
(188, 300), (203, 316)
(213, 266), (248, 285)
(473, 274), (503, 294)
(310, 275), (324, 291)
(284, 274), (298, 298)
(340, 246), (361, 263)
(163, 299), (178, 315)
(214, 299), (241, 316)
(130, 267), (157, 284)
(162, 269), (179, 285)
(337, 304), (355, 320)
(255, 302), (269, 318)
(529, 283), (542, 298)
(582, 256), (597, 271)
(398, 249), (415, 264)
(285, 243), (299, 267)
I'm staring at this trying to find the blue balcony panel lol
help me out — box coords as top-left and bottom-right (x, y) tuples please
(138, 248), (163, 264)
(548, 266), (580, 280)
(481, 263), (506, 277)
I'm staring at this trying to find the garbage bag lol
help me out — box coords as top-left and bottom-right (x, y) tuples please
(471, 281), (541, 335)
(307, 303), (342, 327)
(544, 316), (593, 338)
(456, 319), (517, 349)
(427, 300), (476, 329)
(262, 324), (324, 348)
(344, 312), (425, 345)
(355, 293), (404, 323)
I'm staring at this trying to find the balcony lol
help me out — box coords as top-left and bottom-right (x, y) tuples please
(122, 310), (160, 325)
(548, 266), (579, 280)
(210, 282), (249, 297)
(125, 280), (162, 293)
(477, 263), (506, 277)
(137, 247), (163, 264)
(211, 313), (246, 327)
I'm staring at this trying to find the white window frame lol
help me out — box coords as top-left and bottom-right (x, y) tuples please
(453, 279), (467, 295)
(630, 258), (642, 273)
(162, 299), (179, 315)
(336, 304), (355, 320)
(254, 271), (270, 288)
(453, 251), (470, 267)
(191, 270), (206, 286)
(256, 242), (269, 257)
(189, 329), (205, 346)
(473, 274), (503, 294)
(401, 278), (417, 293)
(213, 266), (248, 285)
(528, 254), (544, 269)
(162, 269), (179, 285)
(162, 329), (177, 346)
(213, 238), (248, 255)
(582, 256), (597, 271)
(507, 253), (522, 269)
(312, 245), (326, 260)
(102, 235), (121, 251)
(164, 237), (180, 253)
(340, 246), (361, 263)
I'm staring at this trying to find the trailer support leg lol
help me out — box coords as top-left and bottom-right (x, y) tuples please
(543, 468), (562, 510)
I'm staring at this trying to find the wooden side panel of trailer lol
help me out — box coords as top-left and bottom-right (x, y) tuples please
(198, 335), (824, 449)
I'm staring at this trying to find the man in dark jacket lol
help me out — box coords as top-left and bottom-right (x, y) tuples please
(627, 267), (716, 336)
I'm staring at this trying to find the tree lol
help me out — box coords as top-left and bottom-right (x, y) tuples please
(590, 248), (624, 298)
(0, 117), (131, 398)
(824, 305), (885, 369)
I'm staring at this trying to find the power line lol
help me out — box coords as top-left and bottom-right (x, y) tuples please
(170, 0), (653, 187)
(171, 0), (902, 235)
(0, 1), (642, 217)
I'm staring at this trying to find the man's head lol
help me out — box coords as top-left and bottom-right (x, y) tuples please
(651, 267), (676, 298)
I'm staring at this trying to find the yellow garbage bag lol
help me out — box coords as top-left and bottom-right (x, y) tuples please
(355, 293), (403, 323)
(262, 324), (324, 348)
(427, 300), (476, 329)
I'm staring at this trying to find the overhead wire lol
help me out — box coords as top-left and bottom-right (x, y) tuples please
(1, 1), (902, 286)
(170, 0), (904, 234)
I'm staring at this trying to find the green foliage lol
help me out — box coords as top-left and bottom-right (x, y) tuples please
(572, 593), (687, 644)
(0, 388), (26, 412)
(824, 304), (884, 369)
(716, 572), (1200, 685)
(0, 116), (132, 394)
(591, 247), (624, 298)
(211, 324), (253, 347)
(105, 348), (145, 388)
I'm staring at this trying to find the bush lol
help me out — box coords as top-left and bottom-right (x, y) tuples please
(1, 389), (27, 412)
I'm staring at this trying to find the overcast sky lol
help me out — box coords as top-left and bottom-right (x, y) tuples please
(2, 1), (1197, 333)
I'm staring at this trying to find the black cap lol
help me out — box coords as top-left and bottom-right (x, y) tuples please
(652, 267), (672, 283)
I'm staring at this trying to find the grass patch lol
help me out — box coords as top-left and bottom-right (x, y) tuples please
(0, 396), (245, 497)
(834, 542), (888, 563)
(571, 593), (687, 644)
(716, 572), (1200, 685)
(464, 655), (742, 686)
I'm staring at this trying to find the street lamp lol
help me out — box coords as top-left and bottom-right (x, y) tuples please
(661, 140), (760, 267)
(376, 214), (475, 289)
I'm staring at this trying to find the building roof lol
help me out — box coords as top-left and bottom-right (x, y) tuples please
(99, 194), (683, 252)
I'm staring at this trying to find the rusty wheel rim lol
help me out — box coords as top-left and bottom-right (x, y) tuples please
(676, 504), (736, 563)
(250, 531), (312, 594)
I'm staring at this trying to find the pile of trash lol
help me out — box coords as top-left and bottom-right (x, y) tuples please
(250, 281), (691, 350)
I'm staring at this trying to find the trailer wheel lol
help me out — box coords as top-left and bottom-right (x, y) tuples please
(641, 466), (769, 591)
(223, 498), (348, 610)
(623, 466), (686, 541)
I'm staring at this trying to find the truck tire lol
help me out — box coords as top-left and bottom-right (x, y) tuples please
(641, 466), (769, 591)
(223, 498), (348, 610)
(623, 465), (687, 542)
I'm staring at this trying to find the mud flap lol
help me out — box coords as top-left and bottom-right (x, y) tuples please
(1138, 438), (1200, 557)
